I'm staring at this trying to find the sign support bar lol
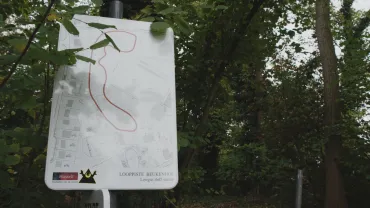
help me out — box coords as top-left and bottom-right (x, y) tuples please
(80, 1), (123, 207)
(295, 169), (303, 208)
(108, 0), (124, 19)
(80, 189), (116, 208)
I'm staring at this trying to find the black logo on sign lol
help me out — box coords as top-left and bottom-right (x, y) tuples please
(79, 169), (96, 184)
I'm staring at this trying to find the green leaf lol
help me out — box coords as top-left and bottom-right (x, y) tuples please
(288, 30), (295, 38)
(27, 47), (52, 62)
(60, 48), (84, 53)
(0, 170), (13, 188)
(61, 19), (79, 35)
(8, 144), (20, 153)
(216, 5), (228, 10)
(89, 39), (110, 49)
(76, 55), (96, 64)
(21, 147), (32, 154)
(34, 154), (46, 165)
(3, 128), (31, 139)
(19, 96), (37, 110)
(7, 38), (28, 53)
(105, 34), (120, 51)
(72, 6), (90, 14)
(200, 5), (214, 9)
(5, 155), (20, 166)
(295, 45), (303, 53)
(179, 137), (189, 147)
(4, 24), (16, 29)
(141, 5), (153, 14)
(150, 21), (170, 36)
(27, 135), (46, 149)
(17, 19), (37, 24)
(140, 17), (155, 22)
(55, 48), (82, 63)
(0, 55), (17, 65)
(159, 7), (175, 15)
(7, 38), (27, 47)
(91, 0), (103, 5)
(48, 53), (72, 65)
(0, 141), (8, 155)
(173, 16), (191, 35)
(87, 22), (117, 30)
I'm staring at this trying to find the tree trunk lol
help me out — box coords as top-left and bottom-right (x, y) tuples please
(255, 67), (263, 141)
(315, 0), (348, 207)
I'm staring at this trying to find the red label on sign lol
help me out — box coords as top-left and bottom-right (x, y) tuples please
(53, 172), (78, 180)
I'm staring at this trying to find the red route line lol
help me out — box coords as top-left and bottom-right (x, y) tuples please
(88, 30), (138, 132)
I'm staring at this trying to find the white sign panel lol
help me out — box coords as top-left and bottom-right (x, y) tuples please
(45, 15), (178, 190)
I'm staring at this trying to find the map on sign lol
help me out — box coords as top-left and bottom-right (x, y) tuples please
(45, 15), (178, 190)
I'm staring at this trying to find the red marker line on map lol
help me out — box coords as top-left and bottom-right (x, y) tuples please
(88, 30), (138, 132)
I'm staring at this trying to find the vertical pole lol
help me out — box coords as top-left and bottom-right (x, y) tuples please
(79, 189), (115, 208)
(295, 169), (303, 208)
(105, 1), (123, 206)
(82, 2), (124, 207)
(108, 0), (124, 18)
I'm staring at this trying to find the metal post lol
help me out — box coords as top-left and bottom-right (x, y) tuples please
(108, 0), (124, 19)
(79, 2), (123, 207)
(98, 1), (122, 206)
(98, 1), (123, 206)
(80, 189), (116, 208)
(295, 169), (303, 208)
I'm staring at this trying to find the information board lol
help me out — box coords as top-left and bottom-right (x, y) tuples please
(45, 15), (178, 190)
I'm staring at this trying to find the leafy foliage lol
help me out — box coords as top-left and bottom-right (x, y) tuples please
(0, 0), (370, 207)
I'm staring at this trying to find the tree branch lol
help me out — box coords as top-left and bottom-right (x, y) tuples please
(0, 0), (57, 89)
(194, 0), (265, 138)
(340, 0), (354, 20)
(37, 62), (50, 136)
(180, 0), (266, 170)
(353, 9), (370, 38)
